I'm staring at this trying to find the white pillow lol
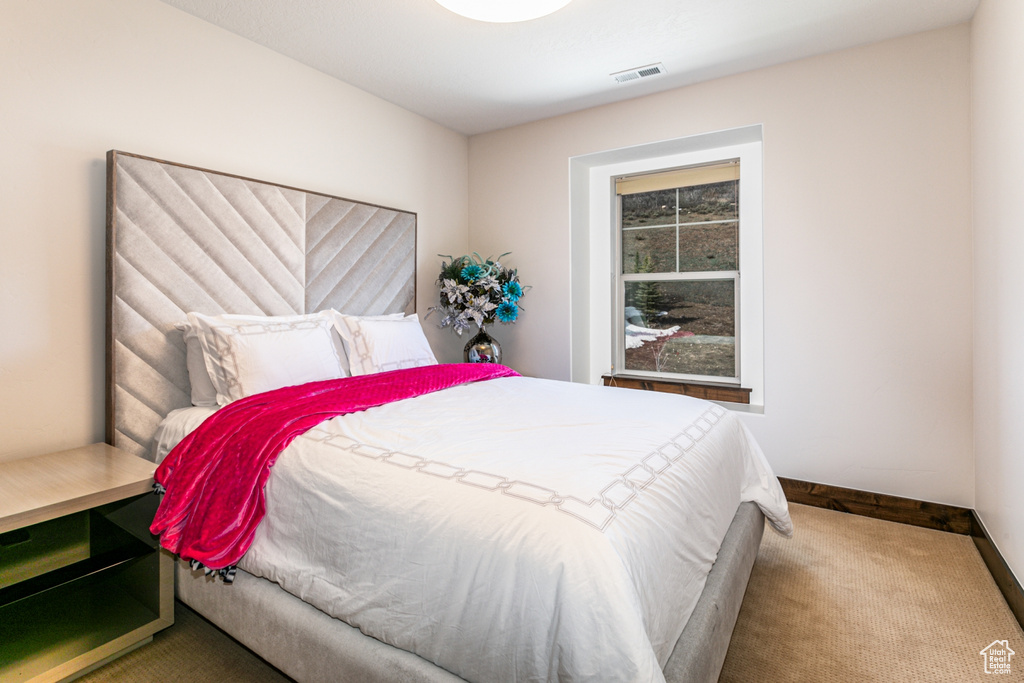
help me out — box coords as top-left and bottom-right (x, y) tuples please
(186, 312), (347, 405)
(332, 313), (438, 376)
(327, 311), (406, 374)
(175, 323), (219, 407)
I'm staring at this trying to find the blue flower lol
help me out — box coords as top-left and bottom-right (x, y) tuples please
(461, 264), (485, 282)
(502, 281), (523, 301)
(496, 301), (518, 323)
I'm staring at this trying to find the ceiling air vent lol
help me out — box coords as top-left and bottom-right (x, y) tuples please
(611, 63), (665, 84)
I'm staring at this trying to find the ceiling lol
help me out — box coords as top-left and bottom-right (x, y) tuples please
(158, 0), (979, 136)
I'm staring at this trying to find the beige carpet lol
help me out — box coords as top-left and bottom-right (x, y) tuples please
(78, 503), (1023, 682)
(720, 504), (1024, 682)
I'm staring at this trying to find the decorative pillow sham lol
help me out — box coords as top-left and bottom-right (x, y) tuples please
(186, 312), (346, 405)
(175, 323), (220, 407)
(332, 313), (438, 376)
(327, 311), (405, 374)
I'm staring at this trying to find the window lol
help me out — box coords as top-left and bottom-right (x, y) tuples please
(569, 127), (763, 408)
(616, 161), (741, 382)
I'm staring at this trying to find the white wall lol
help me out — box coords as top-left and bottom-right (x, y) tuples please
(0, 2), (984, 519)
(0, 0), (469, 463)
(469, 26), (974, 506)
(971, 0), (1024, 584)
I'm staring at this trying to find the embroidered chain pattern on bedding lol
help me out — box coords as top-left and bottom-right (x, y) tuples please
(303, 403), (728, 531)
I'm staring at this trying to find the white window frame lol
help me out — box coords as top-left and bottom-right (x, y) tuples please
(569, 129), (764, 408)
(615, 162), (743, 384)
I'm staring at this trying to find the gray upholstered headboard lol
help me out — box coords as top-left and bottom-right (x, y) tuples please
(105, 151), (416, 459)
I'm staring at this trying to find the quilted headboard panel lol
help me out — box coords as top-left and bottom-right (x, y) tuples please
(106, 151), (416, 459)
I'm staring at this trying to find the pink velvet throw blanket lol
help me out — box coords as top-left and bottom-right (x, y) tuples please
(151, 363), (519, 571)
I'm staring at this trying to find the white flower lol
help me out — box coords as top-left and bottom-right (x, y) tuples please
(477, 276), (501, 293)
(441, 279), (470, 305)
(453, 312), (472, 335)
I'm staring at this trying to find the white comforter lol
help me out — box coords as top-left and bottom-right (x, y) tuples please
(158, 376), (791, 683)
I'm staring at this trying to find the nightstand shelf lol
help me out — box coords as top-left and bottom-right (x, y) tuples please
(0, 444), (173, 683)
(0, 511), (152, 608)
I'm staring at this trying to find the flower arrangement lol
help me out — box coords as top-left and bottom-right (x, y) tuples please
(429, 252), (527, 335)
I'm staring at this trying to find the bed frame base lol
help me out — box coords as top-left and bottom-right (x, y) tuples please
(663, 501), (764, 682)
(177, 502), (764, 683)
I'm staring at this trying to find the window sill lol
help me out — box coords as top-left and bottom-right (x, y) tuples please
(601, 374), (752, 404)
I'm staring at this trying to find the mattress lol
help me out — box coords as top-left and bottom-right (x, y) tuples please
(156, 376), (790, 683)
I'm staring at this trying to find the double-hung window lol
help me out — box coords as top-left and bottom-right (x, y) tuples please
(614, 158), (750, 386)
(570, 128), (763, 406)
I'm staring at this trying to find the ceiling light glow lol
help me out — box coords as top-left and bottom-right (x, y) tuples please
(435, 0), (572, 23)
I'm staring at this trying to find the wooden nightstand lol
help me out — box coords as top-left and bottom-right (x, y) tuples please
(0, 443), (174, 682)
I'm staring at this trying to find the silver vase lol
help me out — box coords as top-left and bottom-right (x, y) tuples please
(464, 327), (501, 364)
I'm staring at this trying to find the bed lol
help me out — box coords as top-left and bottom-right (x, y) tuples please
(105, 150), (790, 683)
